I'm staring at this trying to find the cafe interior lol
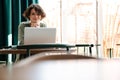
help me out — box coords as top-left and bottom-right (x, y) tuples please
(0, 0), (120, 80)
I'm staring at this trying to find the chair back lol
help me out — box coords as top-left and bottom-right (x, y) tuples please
(14, 52), (97, 68)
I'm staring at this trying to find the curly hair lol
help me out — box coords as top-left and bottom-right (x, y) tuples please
(23, 4), (46, 20)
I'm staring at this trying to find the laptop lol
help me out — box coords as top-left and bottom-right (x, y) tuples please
(24, 27), (56, 45)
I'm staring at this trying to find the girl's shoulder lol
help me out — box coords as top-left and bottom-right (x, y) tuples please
(40, 21), (47, 27)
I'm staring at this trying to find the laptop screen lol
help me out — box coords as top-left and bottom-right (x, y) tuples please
(24, 27), (56, 45)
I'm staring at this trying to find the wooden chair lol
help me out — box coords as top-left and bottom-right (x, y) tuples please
(13, 51), (97, 68)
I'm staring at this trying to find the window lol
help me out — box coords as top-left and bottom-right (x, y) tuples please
(39, 0), (120, 57)
(39, 0), (97, 56)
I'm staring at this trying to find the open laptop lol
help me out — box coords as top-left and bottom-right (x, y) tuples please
(24, 27), (56, 45)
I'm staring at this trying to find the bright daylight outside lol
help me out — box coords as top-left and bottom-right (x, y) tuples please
(39, 0), (120, 58)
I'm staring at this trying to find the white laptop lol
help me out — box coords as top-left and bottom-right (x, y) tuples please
(24, 27), (56, 45)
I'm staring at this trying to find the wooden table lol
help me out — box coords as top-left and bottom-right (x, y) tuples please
(0, 48), (76, 64)
(0, 48), (74, 54)
(1, 44), (75, 56)
(0, 55), (120, 80)
(16, 44), (75, 56)
(0, 43), (75, 63)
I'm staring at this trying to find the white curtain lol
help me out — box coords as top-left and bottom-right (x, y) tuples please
(39, 0), (97, 56)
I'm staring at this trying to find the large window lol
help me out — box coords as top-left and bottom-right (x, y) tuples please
(39, 0), (120, 57)
(39, 0), (97, 56)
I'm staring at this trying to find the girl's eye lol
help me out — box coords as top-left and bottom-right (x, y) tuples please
(31, 13), (36, 15)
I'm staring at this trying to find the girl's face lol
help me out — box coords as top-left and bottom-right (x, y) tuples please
(29, 8), (41, 23)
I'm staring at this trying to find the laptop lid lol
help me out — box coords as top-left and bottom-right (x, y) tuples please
(24, 27), (56, 45)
